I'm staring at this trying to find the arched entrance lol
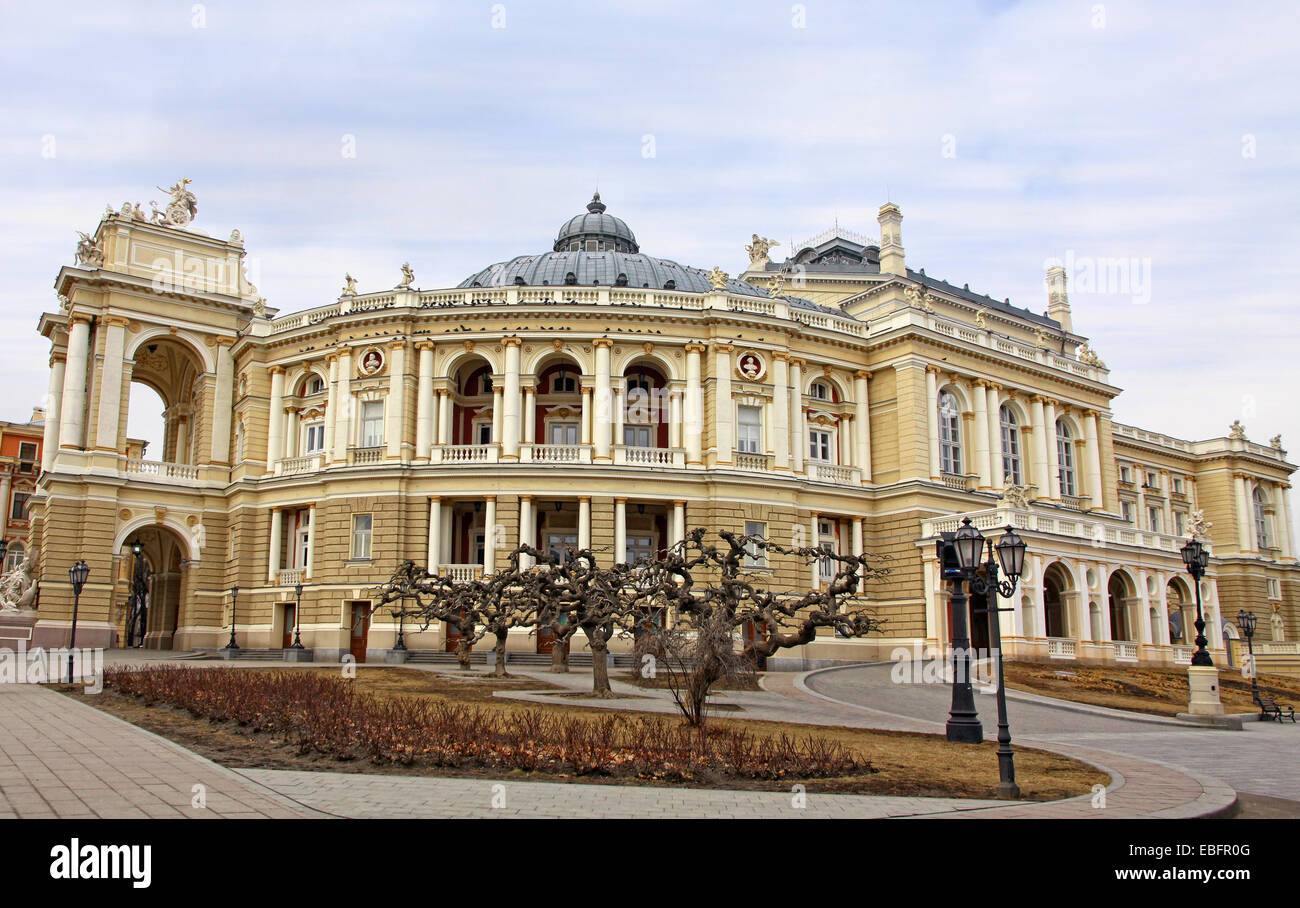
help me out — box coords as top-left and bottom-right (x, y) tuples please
(1107, 571), (1137, 641)
(115, 524), (190, 649)
(1042, 563), (1072, 639)
(126, 336), (209, 465)
(1166, 577), (1191, 644)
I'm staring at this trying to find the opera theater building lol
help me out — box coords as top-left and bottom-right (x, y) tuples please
(23, 186), (1300, 671)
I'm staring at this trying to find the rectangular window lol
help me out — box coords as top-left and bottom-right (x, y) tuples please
(626, 535), (653, 564)
(1145, 472), (1159, 490)
(1267, 578), (1281, 599)
(351, 514), (373, 560)
(1121, 501), (1133, 523)
(360, 400), (383, 447)
(808, 429), (832, 463)
(549, 422), (578, 445)
(743, 521), (767, 568)
(818, 520), (837, 581)
(19, 442), (37, 463)
(1175, 512), (1187, 536)
(737, 405), (761, 454)
(10, 493), (29, 521)
(1119, 465), (1131, 483)
(547, 533), (578, 564)
(1173, 477), (1184, 494)
(477, 422), (493, 445)
(304, 423), (325, 453)
(1147, 507), (1161, 534)
(623, 425), (652, 447)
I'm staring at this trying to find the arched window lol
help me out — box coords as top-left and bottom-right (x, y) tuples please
(1056, 420), (1076, 496)
(1253, 487), (1271, 549)
(810, 380), (832, 402)
(999, 405), (1022, 485)
(4, 542), (24, 572)
(938, 390), (961, 474)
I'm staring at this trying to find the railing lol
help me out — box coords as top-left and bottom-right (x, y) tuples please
(1258, 642), (1300, 655)
(940, 472), (975, 491)
(1113, 641), (1139, 662)
(810, 462), (858, 485)
(348, 446), (384, 465)
(619, 446), (678, 467)
(441, 444), (494, 463)
(1046, 638), (1076, 659)
(1172, 645), (1194, 665)
(124, 458), (200, 481)
(277, 569), (303, 586)
(734, 452), (773, 472)
(921, 506), (1210, 556)
(438, 564), (483, 583)
(1060, 494), (1089, 511)
(531, 444), (584, 464)
(276, 453), (324, 476)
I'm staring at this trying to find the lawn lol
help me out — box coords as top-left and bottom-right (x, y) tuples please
(61, 664), (1107, 802)
(1003, 660), (1300, 717)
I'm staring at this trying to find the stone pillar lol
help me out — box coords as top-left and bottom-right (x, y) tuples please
(789, 358), (804, 473)
(578, 497), (592, 549)
(304, 504), (316, 581)
(1084, 409), (1104, 510)
(334, 349), (352, 460)
(1030, 396), (1049, 499)
(1277, 482), (1294, 559)
(427, 497), (442, 572)
(987, 384), (1003, 491)
(415, 342), (435, 460)
(210, 337), (235, 464)
(852, 518), (864, 580)
(772, 355), (790, 470)
(386, 341), (406, 460)
(436, 389), (451, 446)
(613, 387), (625, 448)
(440, 506), (453, 566)
(43, 353), (65, 470)
(973, 380), (990, 489)
(324, 354), (339, 458)
(519, 496), (533, 569)
(668, 389), (682, 450)
(683, 343), (704, 464)
(672, 500), (685, 546)
(58, 315), (92, 450)
(1161, 470), (1174, 532)
(714, 344), (734, 463)
(580, 386), (593, 446)
(809, 513), (820, 588)
(925, 365), (940, 480)
(594, 339), (613, 461)
(1043, 399), (1061, 500)
(854, 370), (871, 482)
(523, 384), (536, 445)
(839, 415), (853, 466)
(614, 497), (627, 564)
(491, 385), (503, 446)
(484, 497), (497, 573)
(267, 508), (282, 583)
(1235, 473), (1253, 552)
(502, 338), (521, 459)
(93, 317), (128, 452)
(266, 366), (285, 468)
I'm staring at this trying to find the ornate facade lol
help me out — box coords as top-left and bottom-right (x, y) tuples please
(26, 186), (1300, 668)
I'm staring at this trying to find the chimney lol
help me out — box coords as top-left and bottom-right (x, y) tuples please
(1046, 265), (1072, 332)
(877, 203), (905, 276)
(31, 406), (46, 424)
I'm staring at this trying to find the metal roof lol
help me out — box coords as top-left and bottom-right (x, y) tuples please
(459, 251), (772, 297)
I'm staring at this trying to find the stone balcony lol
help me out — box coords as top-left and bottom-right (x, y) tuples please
(921, 505), (1208, 557)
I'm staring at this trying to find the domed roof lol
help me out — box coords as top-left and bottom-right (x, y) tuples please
(459, 250), (771, 297)
(553, 193), (639, 253)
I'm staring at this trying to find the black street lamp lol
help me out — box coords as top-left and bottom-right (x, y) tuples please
(938, 518), (1028, 799)
(67, 560), (89, 684)
(392, 604), (408, 651)
(1237, 609), (1259, 704)
(289, 582), (305, 649)
(938, 518), (985, 744)
(1180, 538), (1213, 666)
(224, 585), (240, 650)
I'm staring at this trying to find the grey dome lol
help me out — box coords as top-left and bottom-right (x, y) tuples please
(553, 193), (639, 253)
(459, 250), (772, 297)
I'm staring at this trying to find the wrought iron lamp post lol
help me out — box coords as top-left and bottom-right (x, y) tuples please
(224, 585), (240, 650)
(1180, 538), (1213, 666)
(938, 518), (985, 744)
(939, 518), (1028, 798)
(1237, 609), (1259, 704)
(66, 560), (89, 684)
(392, 604), (408, 651)
(290, 582), (305, 649)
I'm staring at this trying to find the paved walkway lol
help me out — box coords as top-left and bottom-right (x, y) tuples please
(0, 652), (1250, 819)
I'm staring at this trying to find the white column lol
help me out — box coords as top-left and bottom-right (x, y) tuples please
(491, 385), (502, 446)
(578, 497), (592, 549)
(324, 354), (338, 458)
(334, 350), (352, 460)
(1096, 562), (1114, 642)
(437, 389), (452, 446)
(519, 496), (534, 569)
(684, 344), (703, 464)
(852, 518), (864, 580)
(58, 315), (91, 450)
(714, 344), (733, 463)
(440, 506), (453, 565)
(1161, 470), (1174, 532)
(523, 384), (536, 445)
(1136, 570), (1152, 646)
(925, 366), (940, 479)
(210, 339), (235, 464)
(789, 358), (804, 473)
(809, 513), (820, 588)
(483, 497), (497, 573)
(580, 387), (593, 446)
(415, 342), (435, 460)
(304, 504), (317, 580)
(987, 384), (1003, 491)
(772, 356), (790, 470)
(94, 318), (127, 452)
(42, 354), (65, 470)
(594, 340), (613, 460)
(672, 500), (685, 546)
(1084, 410), (1104, 510)
(266, 366), (285, 467)
(1235, 474), (1253, 552)
(1043, 399), (1061, 500)
(267, 508), (282, 583)
(1030, 396), (1048, 498)
(668, 389), (682, 449)
(502, 338), (521, 459)
(1278, 483), (1294, 559)
(839, 416), (853, 467)
(613, 388), (625, 449)
(972, 380), (990, 488)
(386, 342), (405, 460)
(614, 498), (627, 564)
(427, 497), (442, 572)
(854, 370), (871, 481)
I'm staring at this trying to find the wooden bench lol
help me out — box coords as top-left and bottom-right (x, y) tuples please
(1256, 695), (1296, 723)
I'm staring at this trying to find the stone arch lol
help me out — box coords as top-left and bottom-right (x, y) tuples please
(803, 370), (848, 403)
(1107, 568), (1138, 641)
(440, 345), (502, 381)
(112, 520), (197, 649)
(524, 344), (590, 377)
(1041, 560), (1074, 638)
(1166, 576), (1192, 644)
(126, 334), (209, 464)
(615, 348), (678, 382)
(125, 326), (215, 374)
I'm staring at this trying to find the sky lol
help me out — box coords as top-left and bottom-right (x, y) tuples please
(1, 0), (1297, 536)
